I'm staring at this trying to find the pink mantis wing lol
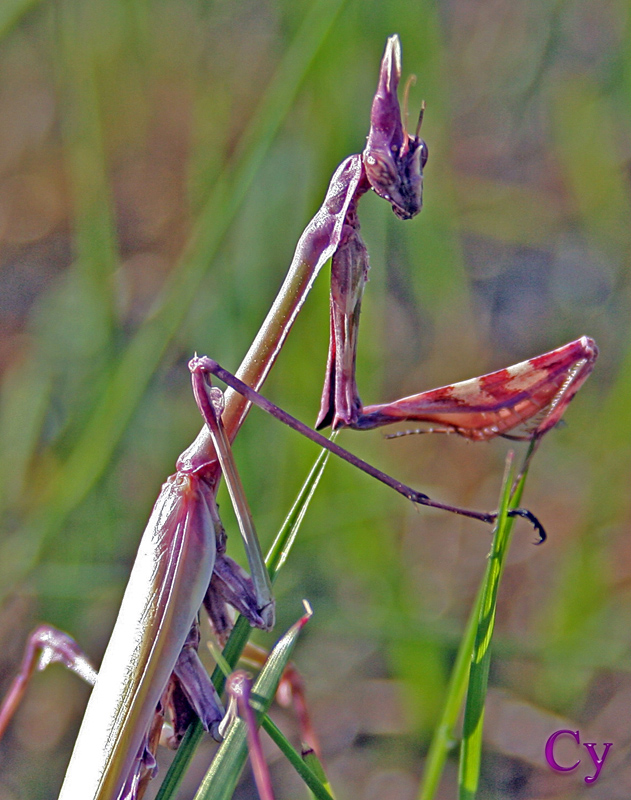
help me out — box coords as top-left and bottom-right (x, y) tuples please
(355, 337), (598, 440)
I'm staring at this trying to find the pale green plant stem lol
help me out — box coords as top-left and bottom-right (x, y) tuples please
(419, 443), (535, 800)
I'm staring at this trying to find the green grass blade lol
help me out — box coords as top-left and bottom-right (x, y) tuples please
(267, 441), (333, 580)
(301, 744), (336, 800)
(458, 454), (523, 800)
(154, 718), (206, 800)
(419, 446), (535, 800)
(262, 718), (334, 800)
(57, 0), (119, 337)
(153, 616), (253, 800)
(417, 582), (484, 800)
(0, 360), (53, 516)
(0, 0), (119, 526)
(194, 606), (312, 800)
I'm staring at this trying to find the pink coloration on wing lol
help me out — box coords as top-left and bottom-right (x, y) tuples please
(356, 337), (598, 440)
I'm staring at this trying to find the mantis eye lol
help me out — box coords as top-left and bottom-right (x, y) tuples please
(419, 139), (428, 169)
(364, 151), (398, 193)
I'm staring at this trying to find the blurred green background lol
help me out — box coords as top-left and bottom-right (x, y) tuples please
(0, 0), (629, 798)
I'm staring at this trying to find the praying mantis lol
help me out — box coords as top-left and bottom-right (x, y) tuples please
(0, 35), (597, 799)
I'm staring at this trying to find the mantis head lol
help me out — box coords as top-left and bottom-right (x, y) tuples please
(363, 34), (428, 220)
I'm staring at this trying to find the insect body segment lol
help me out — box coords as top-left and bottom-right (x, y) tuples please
(59, 373), (276, 798)
(58, 471), (219, 799)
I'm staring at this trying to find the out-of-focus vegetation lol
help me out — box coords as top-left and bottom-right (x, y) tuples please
(0, 1), (629, 798)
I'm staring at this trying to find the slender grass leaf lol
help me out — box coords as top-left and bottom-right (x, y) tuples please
(194, 604), (312, 800)
(56, 0), (119, 335)
(418, 447), (534, 800)
(302, 745), (336, 800)
(0, 360), (52, 515)
(458, 454), (523, 800)
(267, 442), (333, 580)
(417, 583), (484, 800)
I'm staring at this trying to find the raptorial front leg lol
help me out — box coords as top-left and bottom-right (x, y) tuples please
(316, 35), (428, 432)
(316, 217), (369, 431)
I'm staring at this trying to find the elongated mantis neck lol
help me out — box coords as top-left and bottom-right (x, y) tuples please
(177, 155), (368, 474)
